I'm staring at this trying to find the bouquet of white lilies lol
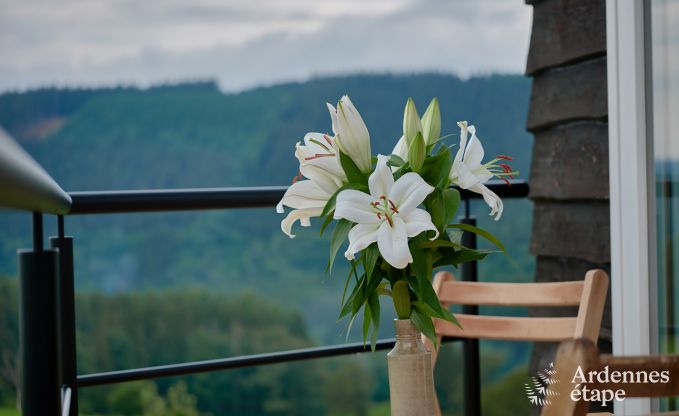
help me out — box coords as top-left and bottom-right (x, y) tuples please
(277, 96), (517, 347)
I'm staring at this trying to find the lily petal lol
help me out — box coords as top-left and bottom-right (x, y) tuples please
(469, 183), (504, 220)
(455, 162), (492, 189)
(455, 121), (469, 166)
(368, 155), (394, 199)
(334, 189), (380, 224)
(462, 126), (485, 167)
(377, 217), (412, 269)
(281, 207), (323, 238)
(298, 163), (344, 195)
(389, 172), (435, 216)
(326, 103), (338, 134)
(391, 135), (408, 162)
(344, 222), (380, 260)
(277, 180), (330, 211)
(401, 208), (439, 240)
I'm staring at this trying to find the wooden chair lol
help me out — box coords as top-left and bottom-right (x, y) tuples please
(424, 269), (610, 416)
(542, 338), (679, 416)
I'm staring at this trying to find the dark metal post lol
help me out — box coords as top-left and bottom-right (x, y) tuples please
(18, 213), (60, 415)
(50, 215), (78, 416)
(461, 200), (481, 416)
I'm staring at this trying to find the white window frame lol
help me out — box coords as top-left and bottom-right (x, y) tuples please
(607, 0), (655, 413)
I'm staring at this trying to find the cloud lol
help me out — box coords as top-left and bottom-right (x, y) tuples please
(0, 0), (531, 92)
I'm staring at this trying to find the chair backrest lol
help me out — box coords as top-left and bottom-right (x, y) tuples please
(542, 338), (679, 416)
(424, 269), (609, 363)
(423, 269), (609, 416)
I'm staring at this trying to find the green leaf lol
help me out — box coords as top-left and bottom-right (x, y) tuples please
(442, 188), (461, 226)
(447, 223), (506, 252)
(410, 238), (432, 288)
(351, 275), (367, 316)
(434, 248), (496, 268)
(364, 244), (379, 281)
(339, 150), (369, 186)
(410, 241), (440, 316)
(425, 187), (460, 234)
(414, 301), (460, 328)
(388, 154), (406, 167)
(425, 190), (446, 232)
(410, 305), (437, 348)
(362, 304), (371, 345)
(420, 147), (452, 189)
(419, 240), (466, 250)
(340, 260), (357, 309)
(368, 293), (380, 350)
(344, 312), (359, 342)
(319, 211), (334, 236)
(327, 219), (354, 273)
(408, 132), (426, 172)
(338, 264), (361, 320)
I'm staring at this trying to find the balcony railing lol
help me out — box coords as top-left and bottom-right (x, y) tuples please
(0, 127), (529, 416)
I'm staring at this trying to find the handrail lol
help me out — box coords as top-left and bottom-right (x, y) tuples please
(77, 336), (461, 387)
(0, 127), (72, 214)
(68, 180), (529, 215)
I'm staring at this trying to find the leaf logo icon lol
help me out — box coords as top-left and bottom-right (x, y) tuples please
(524, 361), (560, 406)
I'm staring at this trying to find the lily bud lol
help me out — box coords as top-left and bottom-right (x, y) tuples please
(329, 96), (373, 174)
(402, 98), (422, 146)
(408, 132), (425, 172)
(421, 98), (441, 146)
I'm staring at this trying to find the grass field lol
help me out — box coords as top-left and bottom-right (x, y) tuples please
(0, 407), (19, 416)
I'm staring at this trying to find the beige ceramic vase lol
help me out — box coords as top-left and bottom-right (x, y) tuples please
(387, 319), (436, 416)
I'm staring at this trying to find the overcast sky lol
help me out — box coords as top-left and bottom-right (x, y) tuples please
(0, 0), (532, 93)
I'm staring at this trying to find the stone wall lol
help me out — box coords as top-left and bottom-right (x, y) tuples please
(525, 0), (611, 378)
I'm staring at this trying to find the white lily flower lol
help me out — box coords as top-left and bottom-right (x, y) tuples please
(449, 121), (504, 220)
(334, 155), (438, 269)
(294, 132), (346, 194)
(326, 96), (372, 174)
(277, 133), (345, 237)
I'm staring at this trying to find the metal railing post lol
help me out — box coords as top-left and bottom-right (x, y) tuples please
(18, 213), (60, 415)
(461, 199), (481, 416)
(50, 215), (78, 416)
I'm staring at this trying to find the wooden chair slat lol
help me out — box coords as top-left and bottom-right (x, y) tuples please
(434, 314), (578, 342)
(437, 280), (585, 306)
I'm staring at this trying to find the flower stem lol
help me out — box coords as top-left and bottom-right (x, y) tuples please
(392, 279), (411, 319)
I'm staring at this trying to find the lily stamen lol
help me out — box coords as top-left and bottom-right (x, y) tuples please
(304, 153), (335, 161)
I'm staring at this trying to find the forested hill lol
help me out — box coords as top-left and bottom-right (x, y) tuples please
(0, 74), (531, 191)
